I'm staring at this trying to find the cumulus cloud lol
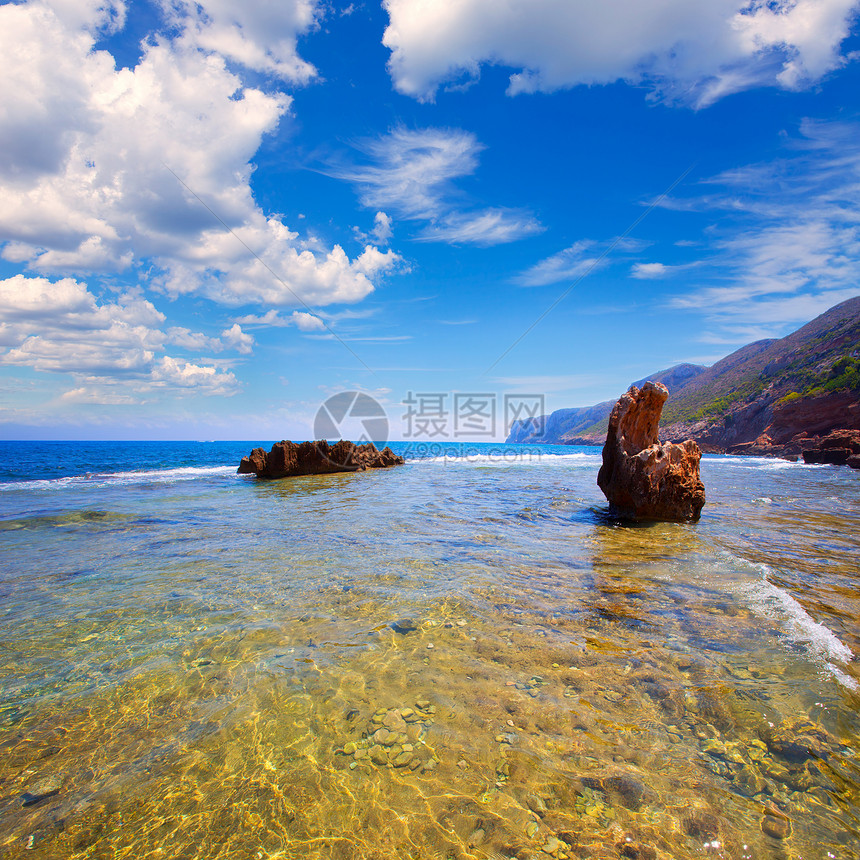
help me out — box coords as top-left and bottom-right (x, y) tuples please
(0, 275), (244, 397)
(334, 127), (542, 245)
(161, 0), (319, 82)
(382, 0), (860, 106)
(372, 211), (393, 244)
(0, 0), (395, 309)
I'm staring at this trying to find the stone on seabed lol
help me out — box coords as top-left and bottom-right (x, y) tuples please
(597, 381), (706, 521)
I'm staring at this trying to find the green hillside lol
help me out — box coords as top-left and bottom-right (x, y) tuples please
(661, 296), (860, 426)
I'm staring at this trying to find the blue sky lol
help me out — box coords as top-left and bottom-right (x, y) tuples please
(1, 0), (859, 441)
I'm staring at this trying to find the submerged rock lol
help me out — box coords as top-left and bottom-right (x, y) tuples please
(597, 382), (706, 521)
(238, 439), (404, 479)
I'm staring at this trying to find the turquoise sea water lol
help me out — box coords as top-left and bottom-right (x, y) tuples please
(1, 441), (859, 859)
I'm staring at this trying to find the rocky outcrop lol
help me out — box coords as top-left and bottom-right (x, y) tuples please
(238, 440), (404, 479)
(506, 296), (860, 457)
(801, 429), (860, 466)
(597, 382), (706, 521)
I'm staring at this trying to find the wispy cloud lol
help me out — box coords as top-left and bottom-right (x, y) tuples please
(516, 241), (602, 287)
(333, 126), (542, 246)
(418, 209), (542, 246)
(661, 119), (860, 339)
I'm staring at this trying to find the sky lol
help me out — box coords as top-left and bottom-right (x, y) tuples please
(1, 0), (859, 441)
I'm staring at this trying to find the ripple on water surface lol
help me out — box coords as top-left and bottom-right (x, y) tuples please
(0, 453), (859, 859)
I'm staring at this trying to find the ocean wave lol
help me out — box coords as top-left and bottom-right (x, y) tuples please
(703, 455), (800, 470)
(740, 562), (856, 689)
(0, 465), (238, 492)
(409, 452), (601, 466)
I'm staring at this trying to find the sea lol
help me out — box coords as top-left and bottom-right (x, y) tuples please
(1, 440), (859, 859)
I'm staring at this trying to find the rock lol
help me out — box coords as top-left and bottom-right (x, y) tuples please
(238, 439), (404, 479)
(468, 828), (485, 847)
(761, 812), (791, 839)
(849, 454), (860, 469)
(392, 751), (414, 768)
(603, 775), (650, 811)
(682, 809), (720, 840)
(20, 775), (62, 807)
(526, 794), (548, 816)
(597, 382), (706, 521)
(382, 709), (407, 733)
(543, 836), (562, 854)
(391, 618), (417, 634)
(369, 745), (388, 766)
(802, 429), (860, 465)
(619, 842), (657, 860)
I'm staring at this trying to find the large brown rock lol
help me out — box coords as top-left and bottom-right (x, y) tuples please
(238, 439), (404, 479)
(597, 382), (706, 521)
(802, 429), (860, 465)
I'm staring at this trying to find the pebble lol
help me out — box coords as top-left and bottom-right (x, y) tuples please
(543, 837), (562, 855)
(527, 794), (548, 816)
(382, 710), (407, 733)
(526, 822), (540, 839)
(392, 618), (418, 634)
(20, 776), (61, 808)
(343, 741), (357, 755)
(761, 814), (791, 839)
(369, 745), (388, 766)
(468, 828), (485, 846)
(393, 751), (414, 768)
(456, 620), (468, 627)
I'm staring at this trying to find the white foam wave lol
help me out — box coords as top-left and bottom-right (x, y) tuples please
(409, 452), (600, 466)
(741, 563), (856, 689)
(1, 465), (237, 492)
(703, 455), (800, 470)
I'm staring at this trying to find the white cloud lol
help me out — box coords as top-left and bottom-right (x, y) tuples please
(418, 209), (542, 246)
(335, 126), (541, 245)
(161, 0), (319, 82)
(291, 311), (327, 332)
(666, 120), (860, 336)
(516, 241), (601, 287)
(372, 211), (393, 244)
(382, 0), (860, 106)
(234, 308), (327, 331)
(0, 0), (395, 309)
(631, 262), (669, 279)
(0, 274), (243, 397)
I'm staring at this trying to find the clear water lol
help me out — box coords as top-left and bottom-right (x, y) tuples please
(0, 441), (858, 859)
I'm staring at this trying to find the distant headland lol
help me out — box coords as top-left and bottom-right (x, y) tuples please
(508, 296), (860, 463)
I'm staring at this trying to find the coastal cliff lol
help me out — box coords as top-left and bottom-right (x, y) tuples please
(508, 296), (860, 457)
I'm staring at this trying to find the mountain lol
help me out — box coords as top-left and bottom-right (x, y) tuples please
(507, 296), (860, 455)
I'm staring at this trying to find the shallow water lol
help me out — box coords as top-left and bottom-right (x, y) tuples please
(0, 443), (859, 859)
